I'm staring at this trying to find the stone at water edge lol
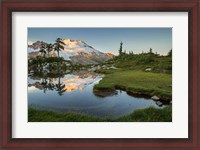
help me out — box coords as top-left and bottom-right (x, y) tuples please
(145, 68), (152, 72)
(151, 95), (160, 101)
(156, 101), (163, 106)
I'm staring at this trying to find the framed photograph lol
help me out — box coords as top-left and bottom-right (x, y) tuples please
(1, 0), (199, 149)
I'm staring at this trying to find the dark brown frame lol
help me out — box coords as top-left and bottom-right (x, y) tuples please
(1, 0), (199, 149)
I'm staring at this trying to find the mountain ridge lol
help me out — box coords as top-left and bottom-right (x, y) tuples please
(28, 39), (114, 65)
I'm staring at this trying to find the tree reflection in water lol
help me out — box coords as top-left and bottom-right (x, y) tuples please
(55, 76), (66, 96)
(28, 71), (66, 96)
(28, 71), (101, 96)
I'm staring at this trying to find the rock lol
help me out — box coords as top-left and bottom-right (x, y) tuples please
(93, 89), (117, 97)
(91, 68), (96, 71)
(151, 95), (160, 101)
(156, 101), (163, 106)
(97, 65), (101, 70)
(28, 84), (32, 87)
(65, 63), (71, 66)
(145, 68), (152, 72)
(109, 66), (117, 69)
(34, 82), (44, 90)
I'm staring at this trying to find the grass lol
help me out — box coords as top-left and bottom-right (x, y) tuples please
(28, 108), (102, 122)
(28, 106), (172, 122)
(93, 53), (172, 101)
(114, 53), (172, 73)
(116, 106), (172, 122)
(94, 70), (172, 101)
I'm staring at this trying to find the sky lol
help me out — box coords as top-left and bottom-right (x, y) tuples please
(28, 28), (172, 55)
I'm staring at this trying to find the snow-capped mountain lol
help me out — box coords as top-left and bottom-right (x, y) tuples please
(28, 39), (114, 65)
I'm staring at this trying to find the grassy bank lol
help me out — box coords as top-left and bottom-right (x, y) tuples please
(114, 53), (172, 73)
(94, 70), (172, 101)
(29, 106), (172, 122)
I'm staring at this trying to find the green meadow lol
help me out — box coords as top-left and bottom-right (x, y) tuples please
(29, 105), (172, 122)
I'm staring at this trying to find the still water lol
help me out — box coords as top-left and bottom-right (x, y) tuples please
(28, 71), (165, 118)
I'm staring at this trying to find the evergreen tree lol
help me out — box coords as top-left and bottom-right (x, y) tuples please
(54, 38), (65, 57)
(149, 48), (153, 54)
(39, 43), (46, 57)
(124, 50), (126, 55)
(167, 49), (172, 56)
(119, 41), (123, 56)
(46, 43), (53, 57)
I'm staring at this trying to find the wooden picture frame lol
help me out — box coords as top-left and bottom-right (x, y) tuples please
(1, 0), (199, 149)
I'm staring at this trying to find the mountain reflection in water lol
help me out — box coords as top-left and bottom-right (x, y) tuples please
(28, 71), (102, 95)
(28, 71), (166, 118)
